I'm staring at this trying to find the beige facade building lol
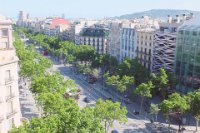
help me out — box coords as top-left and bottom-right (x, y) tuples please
(136, 28), (155, 71)
(0, 15), (21, 132)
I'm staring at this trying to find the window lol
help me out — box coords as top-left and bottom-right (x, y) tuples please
(6, 86), (12, 96)
(149, 49), (151, 55)
(0, 42), (8, 49)
(8, 118), (14, 130)
(1, 29), (8, 37)
(5, 70), (11, 81)
(185, 31), (190, 35)
(148, 64), (151, 70)
(179, 30), (184, 35)
(193, 31), (197, 36)
(7, 101), (13, 114)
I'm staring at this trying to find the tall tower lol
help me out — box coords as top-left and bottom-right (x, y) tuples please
(0, 15), (21, 132)
(18, 11), (27, 21)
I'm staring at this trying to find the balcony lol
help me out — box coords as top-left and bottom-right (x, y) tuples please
(5, 77), (14, 85)
(6, 93), (15, 102)
(0, 115), (4, 123)
(7, 110), (17, 119)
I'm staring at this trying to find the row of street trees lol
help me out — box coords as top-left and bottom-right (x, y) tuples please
(10, 28), (128, 133)
(15, 27), (200, 132)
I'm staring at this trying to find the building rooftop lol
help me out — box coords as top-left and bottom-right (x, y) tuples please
(44, 17), (71, 29)
(179, 14), (200, 30)
(136, 27), (155, 32)
(81, 27), (109, 37)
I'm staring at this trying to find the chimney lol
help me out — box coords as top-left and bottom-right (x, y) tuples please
(190, 13), (194, 18)
(182, 14), (186, 21)
(176, 15), (180, 23)
(168, 15), (172, 23)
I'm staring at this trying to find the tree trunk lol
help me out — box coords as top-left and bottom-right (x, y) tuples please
(196, 118), (199, 132)
(105, 121), (107, 133)
(156, 113), (158, 122)
(168, 117), (171, 128)
(139, 97), (144, 115)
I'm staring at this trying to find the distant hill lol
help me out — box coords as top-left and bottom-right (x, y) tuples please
(117, 9), (200, 19)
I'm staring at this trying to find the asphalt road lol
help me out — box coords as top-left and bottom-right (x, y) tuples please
(51, 63), (152, 133)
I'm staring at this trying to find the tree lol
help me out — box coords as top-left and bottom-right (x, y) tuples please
(105, 74), (134, 104)
(134, 81), (154, 115)
(75, 45), (95, 63)
(160, 93), (189, 130)
(117, 59), (150, 85)
(30, 73), (76, 94)
(94, 99), (128, 133)
(166, 71), (177, 89)
(151, 68), (168, 98)
(10, 115), (59, 133)
(105, 74), (134, 93)
(78, 107), (103, 133)
(187, 89), (200, 132)
(150, 103), (160, 122)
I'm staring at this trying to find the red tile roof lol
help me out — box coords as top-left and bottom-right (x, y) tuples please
(50, 18), (70, 29)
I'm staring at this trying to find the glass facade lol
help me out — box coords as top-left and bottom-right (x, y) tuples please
(175, 25), (200, 93)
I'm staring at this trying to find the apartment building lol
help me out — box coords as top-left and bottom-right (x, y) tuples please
(0, 15), (21, 132)
(136, 28), (155, 71)
(120, 27), (136, 61)
(74, 20), (98, 44)
(76, 26), (109, 54)
(60, 24), (75, 42)
(153, 14), (194, 73)
(119, 16), (159, 64)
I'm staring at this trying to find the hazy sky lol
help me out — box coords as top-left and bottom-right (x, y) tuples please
(1, 0), (200, 19)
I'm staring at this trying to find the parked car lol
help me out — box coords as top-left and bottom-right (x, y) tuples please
(88, 74), (97, 84)
(111, 130), (119, 133)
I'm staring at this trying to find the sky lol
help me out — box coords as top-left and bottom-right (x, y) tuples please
(0, 0), (200, 19)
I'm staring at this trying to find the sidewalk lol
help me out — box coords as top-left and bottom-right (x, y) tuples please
(19, 78), (41, 120)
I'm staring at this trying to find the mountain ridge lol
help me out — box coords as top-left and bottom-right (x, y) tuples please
(117, 9), (200, 19)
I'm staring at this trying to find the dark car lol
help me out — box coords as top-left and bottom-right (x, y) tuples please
(83, 97), (91, 103)
(111, 130), (119, 133)
(106, 97), (115, 102)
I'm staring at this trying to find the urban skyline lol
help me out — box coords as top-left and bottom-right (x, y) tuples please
(1, 0), (200, 19)
(1, 1), (200, 132)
